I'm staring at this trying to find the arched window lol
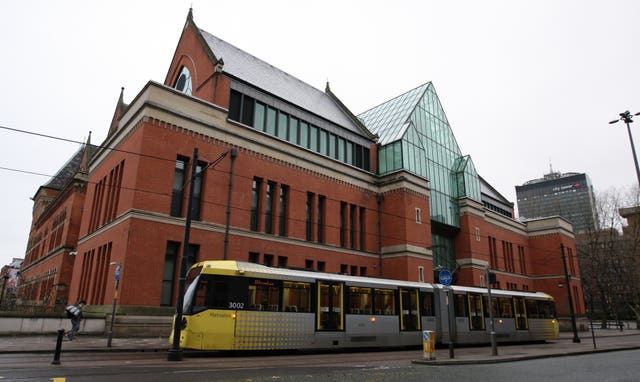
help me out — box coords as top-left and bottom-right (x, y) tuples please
(174, 66), (192, 95)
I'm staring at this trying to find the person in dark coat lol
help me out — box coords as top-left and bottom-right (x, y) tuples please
(65, 300), (86, 340)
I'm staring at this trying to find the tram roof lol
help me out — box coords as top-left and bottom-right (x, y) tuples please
(195, 260), (552, 300)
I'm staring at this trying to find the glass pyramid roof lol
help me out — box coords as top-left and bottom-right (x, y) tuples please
(358, 83), (431, 145)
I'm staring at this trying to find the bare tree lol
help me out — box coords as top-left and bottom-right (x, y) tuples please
(576, 186), (640, 329)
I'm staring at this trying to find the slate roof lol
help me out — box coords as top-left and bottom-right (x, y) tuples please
(199, 29), (368, 137)
(43, 144), (97, 191)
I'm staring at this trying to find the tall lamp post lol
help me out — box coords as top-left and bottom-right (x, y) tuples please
(610, 110), (640, 187)
(107, 261), (121, 348)
(561, 244), (581, 343)
(167, 148), (229, 362)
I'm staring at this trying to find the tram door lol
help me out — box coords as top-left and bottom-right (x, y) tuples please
(468, 293), (485, 330)
(400, 289), (420, 331)
(317, 282), (344, 331)
(513, 297), (528, 330)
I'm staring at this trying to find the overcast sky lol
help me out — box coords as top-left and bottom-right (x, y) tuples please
(1, 0), (640, 267)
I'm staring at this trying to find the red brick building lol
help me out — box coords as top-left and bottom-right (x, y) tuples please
(18, 142), (92, 311)
(20, 11), (584, 319)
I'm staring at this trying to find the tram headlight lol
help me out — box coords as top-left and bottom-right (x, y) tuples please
(498, 319), (503, 324)
(230, 313), (237, 319)
(370, 316), (376, 323)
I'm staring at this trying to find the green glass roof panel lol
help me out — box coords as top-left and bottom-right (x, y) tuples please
(358, 83), (430, 145)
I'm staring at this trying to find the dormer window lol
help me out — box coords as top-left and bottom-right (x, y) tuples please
(174, 66), (192, 95)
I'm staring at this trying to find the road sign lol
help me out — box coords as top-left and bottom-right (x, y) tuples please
(115, 265), (121, 281)
(439, 269), (452, 286)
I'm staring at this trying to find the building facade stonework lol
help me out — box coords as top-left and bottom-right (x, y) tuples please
(19, 11), (584, 319)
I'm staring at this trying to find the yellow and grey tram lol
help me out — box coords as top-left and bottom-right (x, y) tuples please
(170, 261), (559, 351)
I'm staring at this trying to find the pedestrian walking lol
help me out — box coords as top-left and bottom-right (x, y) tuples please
(65, 300), (86, 340)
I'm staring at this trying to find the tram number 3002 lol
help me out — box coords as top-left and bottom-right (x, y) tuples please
(228, 302), (245, 309)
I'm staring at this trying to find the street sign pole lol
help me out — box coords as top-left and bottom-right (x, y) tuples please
(439, 269), (454, 359)
(486, 265), (498, 356)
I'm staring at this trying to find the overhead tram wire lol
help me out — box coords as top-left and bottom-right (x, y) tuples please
(0, 124), (177, 164)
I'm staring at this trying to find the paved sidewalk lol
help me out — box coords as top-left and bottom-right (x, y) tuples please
(0, 333), (170, 354)
(1, 328), (639, 365)
(414, 328), (640, 365)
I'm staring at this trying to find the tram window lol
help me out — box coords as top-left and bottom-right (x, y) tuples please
(348, 287), (372, 314)
(248, 279), (281, 311)
(454, 294), (467, 317)
(484, 296), (500, 318)
(538, 301), (556, 319)
(185, 266), (202, 288)
(191, 277), (210, 314)
(283, 281), (311, 312)
(498, 297), (513, 318)
(420, 292), (435, 316)
(526, 299), (540, 318)
(374, 289), (396, 315)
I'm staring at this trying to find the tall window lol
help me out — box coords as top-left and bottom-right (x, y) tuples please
(171, 157), (188, 217)
(161, 242), (198, 307)
(278, 185), (289, 236)
(161, 242), (180, 306)
(350, 204), (357, 250)
(568, 247), (575, 275)
(488, 236), (498, 268)
(360, 206), (366, 250)
(250, 178), (262, 231)
(518, 245), (527, 275)
(187, 244), (199, 272)
(340, 202), (347, 247)
(306, 192), (315, 241)
(265, 181), (276, 234)
(317, 195), (326, 243)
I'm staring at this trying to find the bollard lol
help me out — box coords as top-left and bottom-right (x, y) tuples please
(52, 329), (65, 365)
(422, 330), (435, 360)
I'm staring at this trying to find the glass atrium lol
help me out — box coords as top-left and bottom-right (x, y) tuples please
(359, 83), (482, 272)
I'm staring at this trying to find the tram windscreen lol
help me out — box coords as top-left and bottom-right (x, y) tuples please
(182, 266), (202, 314)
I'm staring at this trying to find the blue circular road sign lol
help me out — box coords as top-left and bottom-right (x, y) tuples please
(439, 269), (452, 286)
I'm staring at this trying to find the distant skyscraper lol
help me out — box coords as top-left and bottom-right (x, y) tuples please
(516, 171), (597, 234)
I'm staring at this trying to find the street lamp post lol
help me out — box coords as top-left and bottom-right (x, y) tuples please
(167, 148), (229, 362)
(560, 244), (581, 343)
(610, 110), (640, 187)
(485, 266), (498, 356)
(107, 261), (121, 348)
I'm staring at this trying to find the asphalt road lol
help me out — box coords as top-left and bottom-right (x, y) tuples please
(1, 348), (639, 382)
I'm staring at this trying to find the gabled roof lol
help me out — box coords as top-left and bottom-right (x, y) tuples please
(197, 27), (373, 139)
(357, 82), (433, 145)
(43, 148), (85, 190)
(39, 143), (97, 194)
